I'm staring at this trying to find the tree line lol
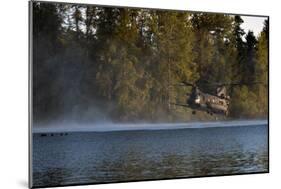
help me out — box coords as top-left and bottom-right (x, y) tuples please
(32, 2), (268, 123)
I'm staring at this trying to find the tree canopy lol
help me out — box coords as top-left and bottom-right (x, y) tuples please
(33, 2), (269, 123)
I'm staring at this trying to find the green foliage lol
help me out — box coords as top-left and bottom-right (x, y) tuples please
(230, 86), (259, 118)
(255, 20), (269, 116)
(191, 14), (234, 92)
(229, 20), (269, 118)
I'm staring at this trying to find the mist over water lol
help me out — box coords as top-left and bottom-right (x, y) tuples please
(33, 119), (268, 133)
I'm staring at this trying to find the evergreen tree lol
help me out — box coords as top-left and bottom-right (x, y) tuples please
(243, 31), (257, 83)
(140, 11), (198, 121)
(191, 13), (233, 92)
(232, 16), (246, 82)
(255, 19), (269, 116)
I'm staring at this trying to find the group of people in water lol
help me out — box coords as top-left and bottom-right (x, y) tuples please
(40, 133), (68, 137)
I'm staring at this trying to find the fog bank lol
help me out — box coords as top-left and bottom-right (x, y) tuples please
(32, 119), (268, 133)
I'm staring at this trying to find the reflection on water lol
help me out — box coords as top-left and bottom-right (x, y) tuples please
(32, 124), (268, 187)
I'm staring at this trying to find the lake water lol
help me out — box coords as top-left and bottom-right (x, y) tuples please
(32, 121), (268, 187)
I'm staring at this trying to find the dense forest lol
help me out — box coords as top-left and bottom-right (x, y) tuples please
(32, 2), (269, 123)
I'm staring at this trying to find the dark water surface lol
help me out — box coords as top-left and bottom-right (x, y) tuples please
(32, 123), (268, 187)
